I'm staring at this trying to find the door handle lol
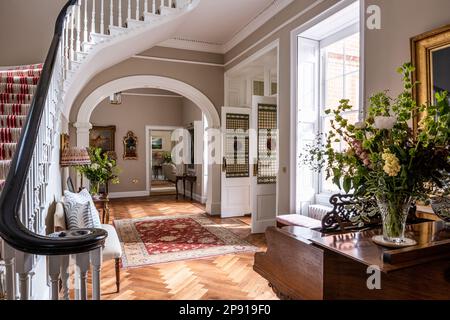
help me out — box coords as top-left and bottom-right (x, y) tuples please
(222, 157), (227, 173)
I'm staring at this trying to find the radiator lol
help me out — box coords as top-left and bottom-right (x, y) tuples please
(307, 204), (332, 221)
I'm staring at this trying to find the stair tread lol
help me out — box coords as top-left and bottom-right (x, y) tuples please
(0, 83), (37, 94)
(0, 142), (18, 160)
(0, 69), (42, 77)
(0, 75), (40, 85)
(0, 93), (34, 104)
(0, 115), (27, 128)
(0, 103), (31, 115)
(0, 128), (22, 143)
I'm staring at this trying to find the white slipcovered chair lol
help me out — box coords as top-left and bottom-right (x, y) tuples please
(54, 201), (122, 292)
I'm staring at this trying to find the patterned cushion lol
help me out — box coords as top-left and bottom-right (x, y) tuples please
(63, 189), (102, 228)
(62, 201), (94, 230)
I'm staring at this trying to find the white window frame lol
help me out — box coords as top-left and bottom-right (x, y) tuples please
(318, 28), (361, 196)
(292, 0), (364, 213)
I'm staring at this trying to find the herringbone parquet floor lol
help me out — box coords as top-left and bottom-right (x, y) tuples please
(96, 196), (277, 300)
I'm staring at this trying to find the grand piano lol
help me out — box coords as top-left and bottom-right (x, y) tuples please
(254, 196), (450, 300)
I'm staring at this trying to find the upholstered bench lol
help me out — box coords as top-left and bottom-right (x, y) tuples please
(276, 214), (322, 229)
(54, 202), (123, 292)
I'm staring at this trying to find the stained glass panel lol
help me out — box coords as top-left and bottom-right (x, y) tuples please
(257, 104), (277, 184)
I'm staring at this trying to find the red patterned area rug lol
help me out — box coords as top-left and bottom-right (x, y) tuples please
(114, 214), (258, 268)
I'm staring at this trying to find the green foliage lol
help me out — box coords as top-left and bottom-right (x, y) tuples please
(77, 148), (121, 189)
(302, 63), (450, 204)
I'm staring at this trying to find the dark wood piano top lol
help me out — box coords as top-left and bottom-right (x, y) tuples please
(281, 221), (450, 273)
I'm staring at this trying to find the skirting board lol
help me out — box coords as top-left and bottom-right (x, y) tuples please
(108, 191), (150, 199)
(177, 188), (206, 204)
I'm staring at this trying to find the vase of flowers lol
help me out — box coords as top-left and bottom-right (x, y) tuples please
(303, 63), (450, 245)
(77, 148), (121, 197)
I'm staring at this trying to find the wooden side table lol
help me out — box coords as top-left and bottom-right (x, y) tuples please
(175, 175), (197, 201)
(94, 195), (110, 224)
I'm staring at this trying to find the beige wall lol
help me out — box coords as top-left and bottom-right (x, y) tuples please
(90, 95), (183, 193)
(182, 97), (202, 127)
(224, 0), (340, 214)
(224, 0), (450, 214)
(364, 0), (450, 100)
(69, 46), (224, 123)
(0, 0), (67, 66)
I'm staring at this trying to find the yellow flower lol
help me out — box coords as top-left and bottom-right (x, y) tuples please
(382, 151), (401, 177)
(418, 118), (427, 131)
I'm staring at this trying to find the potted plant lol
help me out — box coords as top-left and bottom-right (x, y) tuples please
(303, 63), (450, 245)
(77, 148), (121, 198)
(162, 151), (172, 164)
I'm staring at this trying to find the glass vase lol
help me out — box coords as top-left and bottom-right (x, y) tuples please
(376, 195), (412, 243)
(90, 182), (100, 197)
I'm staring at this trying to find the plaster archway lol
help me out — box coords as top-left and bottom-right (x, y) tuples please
(74, 75), (221, 215)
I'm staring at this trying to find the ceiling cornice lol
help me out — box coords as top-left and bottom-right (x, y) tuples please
(222, 0), (294, 53)
(158, 0), (294, 54)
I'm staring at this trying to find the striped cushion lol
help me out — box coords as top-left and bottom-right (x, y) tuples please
(63, 189), (102, 228)
(63, 200), (95, 230)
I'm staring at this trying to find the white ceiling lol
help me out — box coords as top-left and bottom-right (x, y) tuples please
(174, 0), (278, 45)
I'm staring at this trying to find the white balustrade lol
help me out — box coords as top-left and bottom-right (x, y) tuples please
(100, 0), (105, 34)
(110, 0), (114, 27)
(136, 0), (140, 20)
(118, 0), (123, 26)
(91, 0), (96, 34)
(1, 0), (193, 301)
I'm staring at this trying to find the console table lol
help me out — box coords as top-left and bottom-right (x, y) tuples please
(254, 221), (450, 299)
(93, 195), (110, 224)
(175, 175), (197, 201)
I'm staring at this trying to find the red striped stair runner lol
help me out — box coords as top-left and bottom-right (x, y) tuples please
(0, 64), (42, 191)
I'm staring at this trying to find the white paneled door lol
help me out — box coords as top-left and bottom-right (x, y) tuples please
(221, 107), (252, 218)
(251, 96), (278, 233)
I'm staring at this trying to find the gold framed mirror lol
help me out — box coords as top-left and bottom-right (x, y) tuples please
(411, 24), (450, 132)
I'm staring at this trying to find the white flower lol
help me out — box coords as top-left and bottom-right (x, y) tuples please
(374, 116), (397, 130)
(91, 163), (100, 170)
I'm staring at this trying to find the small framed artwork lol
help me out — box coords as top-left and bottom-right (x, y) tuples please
(152, 137), (163, 150)
(89, 126), (116, 153)
(123, 131), (138, 160)
(60, 133), (70, 151)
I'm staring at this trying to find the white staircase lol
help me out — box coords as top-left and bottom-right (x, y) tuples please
(61, 0), (198, 111)
(0, 0), (197, 300)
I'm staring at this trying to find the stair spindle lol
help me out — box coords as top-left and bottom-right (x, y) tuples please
(1, 243), (16, 300)
(118, 0), (123, 27)
(90, 248), (103, 300)
(91, 0), (96, 35)
(128, 0), (131, 21)
(64, 17), (69, 76)
(48, 256), (61, 300)
(76, 1), (81, 53)
(136, 0), (140, 20)
(152, 0), (156, 13)
(144, 0), (148, 13)
(110, 0), (114, 28)
(169, 0), (173, 8)
(70, 10), (75, 63)
(75, 253), (90, 300)
(83, 0), (88, 44)
(100, 0), (105, 34)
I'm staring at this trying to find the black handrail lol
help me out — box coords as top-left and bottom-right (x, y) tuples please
(0, 0), (107, 255)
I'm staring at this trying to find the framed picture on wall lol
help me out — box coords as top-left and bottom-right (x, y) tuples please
(123, 131), (138, 160)
(152, 137), (163, 150)
(89, 126), (116, 153)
